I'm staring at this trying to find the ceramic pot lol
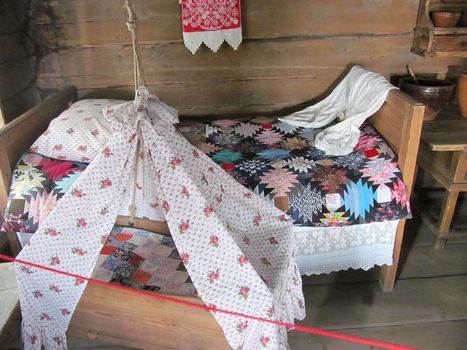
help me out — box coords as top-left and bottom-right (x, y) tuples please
(399, 77), (455, 121)
(430, 11), (462, 27)
(458, 72), (467, 118)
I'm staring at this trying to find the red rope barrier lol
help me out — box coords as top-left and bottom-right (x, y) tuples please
(0, 253), (420, 350)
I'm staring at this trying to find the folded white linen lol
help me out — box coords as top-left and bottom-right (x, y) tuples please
(279, 66), (396, 156)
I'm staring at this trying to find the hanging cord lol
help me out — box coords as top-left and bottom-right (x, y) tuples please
(124, 0), (146, 225)
(125, 0), (146, 90)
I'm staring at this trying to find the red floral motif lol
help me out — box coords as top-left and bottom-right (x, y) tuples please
(40, 312), (52, 321)
(181, 186), (190, 198)
(53, 144), (63, 151)
(30, 335), (37, 344)
(266, 306), (275, 318)
(180, 252), (190, 264)
(203, 206), (214, 217)
(81, 156), (91, 162)
(220, 184), (225, 193)
(57, 155), (67, 160)
(44, 227), (61, 236)
(103, 147), (113, 158)
(253, 213), (262, 226)
(100, 178), (112, 188)
(243, 192), (252, 199)
(239, 286), (250, 299)
(260, 336), (270, 347)
(100, 207), (109, 216)
(61, 308), (71, 316)
(49, 284), (62, 293)
(150, 202), (159, 209)
(210, 235), (220, 247)
(236, 320), (249, 333)
(202, 174), (209, 185)
(50, 256), (60, 265)
(66, 128), (74, 134)
(20, 265), (33, 274)
(53, 336), (63, 345)
(170, 157), (182, 169)
(76, 218), (87, 228)
(33, 290), (43, 298)
(78, 145), (87, 152)
(100, 234), (109, 244)
(75, 277), (85, 286)
(298, 298), (305, 309)
(207, 166), (215, 173)
(216, 195), (223, 204)
(91, 129), (99, 137)
(136, 182), (142, 190)
(279, 214), (288, 222)
(71, 188), (86, 198)
(261, 257), (271, 265)
(30, 146), (39, 152)
(161, 200), (170, 212)
(268, 236), (278, 246)
(208, 269), (220, 283)
(83, 116), (92, 121)
(242, 235), (251, 246)
(238, 255), (249, 265)
(43, 130), (49, 136)
(71, 247), (87, 256)
(179, 219), (190, 234)
(192, 150), (200, 158)
(129, 133), (136, 143)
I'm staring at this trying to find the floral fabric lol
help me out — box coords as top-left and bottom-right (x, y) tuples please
(15, 87), (305, 350)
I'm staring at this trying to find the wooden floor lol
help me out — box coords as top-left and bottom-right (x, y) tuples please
(2, 208), (467, 350)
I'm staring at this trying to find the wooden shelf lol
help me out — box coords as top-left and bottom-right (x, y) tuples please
(412, 0), (467, 57)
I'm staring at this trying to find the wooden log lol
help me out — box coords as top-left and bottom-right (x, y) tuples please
(30, 0), (419, 48)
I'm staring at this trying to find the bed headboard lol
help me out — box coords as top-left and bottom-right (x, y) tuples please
(0, 87), (77, 216)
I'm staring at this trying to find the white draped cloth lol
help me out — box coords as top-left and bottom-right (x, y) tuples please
(279, 66), (396, 156)
(15, 87), (305, 350)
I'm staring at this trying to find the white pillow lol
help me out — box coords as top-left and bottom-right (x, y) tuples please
(31, 99), (125, 162)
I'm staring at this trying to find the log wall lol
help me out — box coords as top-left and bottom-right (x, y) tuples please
(30, 0), (465, 116)
(0, 0), (41, 124)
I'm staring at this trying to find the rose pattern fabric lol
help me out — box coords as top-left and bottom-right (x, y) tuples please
(15, 87), (305, 350)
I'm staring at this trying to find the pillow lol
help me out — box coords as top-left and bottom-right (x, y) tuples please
(30, 99), (125, 162)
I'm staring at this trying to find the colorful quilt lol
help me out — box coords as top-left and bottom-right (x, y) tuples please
(93, 226), (197, 296)
(178, 117), (411, 227)
(1, 117), (410, 233)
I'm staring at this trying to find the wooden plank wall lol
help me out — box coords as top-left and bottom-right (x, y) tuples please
(30, 0), (465, 116)
(0, 0), (41, 124)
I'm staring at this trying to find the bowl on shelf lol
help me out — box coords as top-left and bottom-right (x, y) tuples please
(430, 11), (462, 27)
(399, 77), (455, 121)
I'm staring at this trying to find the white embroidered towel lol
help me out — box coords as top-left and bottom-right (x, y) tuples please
(279, 66), (396, 156)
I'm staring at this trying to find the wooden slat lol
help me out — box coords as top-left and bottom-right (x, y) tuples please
(421, 119), (467, 152)
(30, 0), (419, 47)
(70, 283), (229, 350)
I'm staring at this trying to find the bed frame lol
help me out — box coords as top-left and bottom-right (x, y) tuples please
(0, 86), (424, 349)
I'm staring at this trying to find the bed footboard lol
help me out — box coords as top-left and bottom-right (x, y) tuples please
(370, 89), (425, 291)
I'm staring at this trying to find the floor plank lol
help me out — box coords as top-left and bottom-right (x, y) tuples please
(289, 320), (467, 350)
(301, 275), (467, 330)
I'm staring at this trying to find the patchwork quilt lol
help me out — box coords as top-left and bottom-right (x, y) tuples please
(1, 118), (410, 233)
(178, 117), (411, 227)
(93, 226), (196, 296)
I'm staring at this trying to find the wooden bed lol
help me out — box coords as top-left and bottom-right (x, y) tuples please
(0, 86), (424, 349)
